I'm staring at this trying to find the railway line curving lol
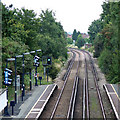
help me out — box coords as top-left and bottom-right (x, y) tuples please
(39, 48), (113, 119)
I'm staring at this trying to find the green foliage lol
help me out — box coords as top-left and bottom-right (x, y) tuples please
(84, 38), (90, 43)
(75, 34), (85, 48)
(38, 9), (67, 59)
(98, 49), (112, 74)
(88, 1), (120, 83)
(67, 38), (73, 44)
(88, 19), (103, 44)
(72, 29), (78, 41)
(2, 3), (68, 86)
(48, 64), (60, 80)
(88, 46), (94, 53)
(93, 33), (104, 57)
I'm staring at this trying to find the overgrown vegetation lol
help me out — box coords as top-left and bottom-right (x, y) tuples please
(88, 1), (120, 83)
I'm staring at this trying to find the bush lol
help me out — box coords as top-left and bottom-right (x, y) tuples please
(88, 46), (94, 53)
(98, 49), (112, 74)
(98, 49), (119, 83)
(48, 64), (60, 80)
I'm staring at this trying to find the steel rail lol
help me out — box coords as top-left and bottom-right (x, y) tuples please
(85, 53), (90, 119)
(83, 77), (86, 119)
(70, 49), (88, 120)
(50, 51), (76, 120)
(82, 50), (106, 120)
(62, 51), (75, 81)
(70, 77), (79, 119)
(68, 48), (106, 119)
(82, 52), (90, 119)
(67, 49), (80, 119)
(67, 75), (77, 119)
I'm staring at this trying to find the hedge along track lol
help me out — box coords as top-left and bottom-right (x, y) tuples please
(50, 50), (80, 119)
(80, 49), (106, 120)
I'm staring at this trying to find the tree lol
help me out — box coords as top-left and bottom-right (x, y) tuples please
(38, 9), (67, 59)
(88, 1), (120, 83)
(16, 8), (40, 50)
(67, 38), (73, 44)
(72, 29), (78, 41)
(75, 34), (85, 48)
(93, 33), (104, 57)
(2, 4), (68, 83)
(88, 19), (103, 44)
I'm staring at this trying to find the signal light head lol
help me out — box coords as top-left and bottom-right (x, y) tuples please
(47, 57), (52, 65)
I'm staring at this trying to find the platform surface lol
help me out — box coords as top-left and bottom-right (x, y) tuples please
(1, 84), (57, 119)
(104, 84), (120, 119)
(25, 84), (57, 119)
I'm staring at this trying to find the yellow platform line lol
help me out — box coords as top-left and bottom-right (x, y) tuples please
(111, 84), (120, 102)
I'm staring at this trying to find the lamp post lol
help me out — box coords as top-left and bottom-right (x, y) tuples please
(15, 56), (17, 104)
(22, 52), (30, 101)
(29, 50), (35, 90)
(22, 53), (25, 100)
(15, 55), (23, 103)
(21, 51), (36, 101)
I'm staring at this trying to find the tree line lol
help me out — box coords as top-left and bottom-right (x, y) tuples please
(88, 1), (120, 83)
(66, 29), (89, 48)
(2, 3), (68, 82)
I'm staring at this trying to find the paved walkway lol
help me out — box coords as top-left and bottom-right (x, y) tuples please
(1, 84), (57, 119)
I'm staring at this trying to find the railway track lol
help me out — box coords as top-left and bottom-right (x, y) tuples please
(80, 50), (106, 119)
(50, 50), (80, 119)
(39, 48), (107, 119)
(82, 51), (89, 119)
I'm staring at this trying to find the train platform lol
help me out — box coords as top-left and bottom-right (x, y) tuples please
(1, 84), (57, 119)
(104, 84), (120, 119)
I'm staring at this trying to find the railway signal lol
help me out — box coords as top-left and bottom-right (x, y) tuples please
(34, 55), (40, 86)
(34, 50), (41, 86)
(4, 68), (12, 85)
(34, 55), (40, 67)
(42, 56), (52, 82)
(4, 68), (12, 116)
(47, 57), (52, 65)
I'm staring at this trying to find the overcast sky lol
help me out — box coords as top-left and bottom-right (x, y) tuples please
(2, 0), (105, 34)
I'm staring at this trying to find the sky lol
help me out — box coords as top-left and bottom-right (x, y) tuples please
(2, 0), (105, 34)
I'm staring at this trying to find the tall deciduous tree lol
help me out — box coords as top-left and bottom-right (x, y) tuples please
(37, 9), (67, 59)
(88, 19), (103, 44)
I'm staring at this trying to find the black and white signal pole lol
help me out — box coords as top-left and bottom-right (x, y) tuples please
(22, 53), (25, 100)
(35, 49), (41, 86)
